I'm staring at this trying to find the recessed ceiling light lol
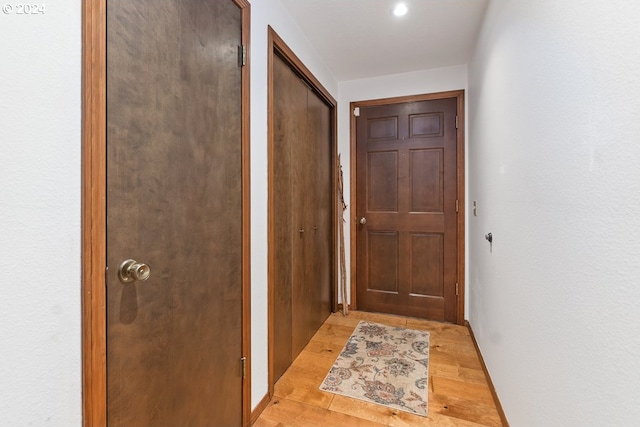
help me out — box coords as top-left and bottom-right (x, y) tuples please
(393, 3), (408, 17)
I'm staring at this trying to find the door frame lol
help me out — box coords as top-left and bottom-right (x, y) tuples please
(349, 90), (466, 325)
(81, 1), (252, 426)
(266, 27), (338, 397)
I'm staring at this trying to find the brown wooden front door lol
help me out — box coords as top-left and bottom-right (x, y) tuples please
(106, 1), (244, 426)
(355, 96), (460, 322)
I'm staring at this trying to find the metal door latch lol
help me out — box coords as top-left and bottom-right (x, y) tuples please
(118, 259), (151, 283)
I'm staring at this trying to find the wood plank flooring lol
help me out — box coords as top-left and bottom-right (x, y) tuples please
(254, 311), (504, 427)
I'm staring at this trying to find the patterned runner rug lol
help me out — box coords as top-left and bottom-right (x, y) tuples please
(320, 321), (430, 416)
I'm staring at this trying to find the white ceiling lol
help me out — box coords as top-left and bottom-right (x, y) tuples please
(279, 0), (489, 82)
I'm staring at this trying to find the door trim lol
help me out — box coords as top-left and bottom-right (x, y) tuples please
(349, 90), (466, 325)
(81, 1), (252, 425)
(266, 26), (338, 397)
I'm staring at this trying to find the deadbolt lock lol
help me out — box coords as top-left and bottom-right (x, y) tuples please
(118, 259), (151, 283)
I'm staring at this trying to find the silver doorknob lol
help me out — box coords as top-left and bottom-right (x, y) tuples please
(118, 259), (151, 283)
(359, 217), (367, 225)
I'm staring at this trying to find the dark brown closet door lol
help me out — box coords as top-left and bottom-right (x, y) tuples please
(308, 90), (333, 335)
(106, 1), (243, 426)
(272, 55), (295, 381)
(290, 78), (315, 358)
(272, 53), (332, 381)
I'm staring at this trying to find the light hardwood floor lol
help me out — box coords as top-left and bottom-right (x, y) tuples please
(254, 311), (504, 427)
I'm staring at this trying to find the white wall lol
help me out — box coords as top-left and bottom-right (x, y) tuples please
(249, 0), (338, 409)
(0, 2), (82, 426)
(17, 1), (640, 424)
(337, 66), (469, 315)
(468, 1), (640, 425)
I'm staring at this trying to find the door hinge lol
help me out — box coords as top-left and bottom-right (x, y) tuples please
(353, 107), (360, 117)
(239, 45), (246, 67)
(455, 115), (459, 129)
(241, 356), (247, 378)
(456, 282), (459, 296)
(455, 199), (459, 213)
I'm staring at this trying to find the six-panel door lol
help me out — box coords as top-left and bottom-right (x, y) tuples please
(355, 98), (458, 322)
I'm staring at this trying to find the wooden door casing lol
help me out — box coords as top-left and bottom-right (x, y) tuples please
(352, 93), (464, 324)
(105, 1), (244, 426)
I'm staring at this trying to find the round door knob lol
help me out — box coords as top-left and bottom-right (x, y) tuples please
(359, 217), (367, 225)
(118, 259), (151, 283)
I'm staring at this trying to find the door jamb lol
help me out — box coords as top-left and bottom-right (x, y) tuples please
(266, 26), (338, 398)
(81, 1), (252, 425)
(348, 90), (466, 325)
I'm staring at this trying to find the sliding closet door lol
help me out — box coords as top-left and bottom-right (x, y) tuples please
(308, 89), (332, 342)
(272, 55), (295, 381)
(272, 52), (333, 382)
(291, 80), (315, 358)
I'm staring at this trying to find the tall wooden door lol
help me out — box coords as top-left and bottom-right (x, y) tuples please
(106, 1), (244, 426)
(307, 83), (333, 340)
(355, 97), (459, 322)
(272, 52), (333, 382)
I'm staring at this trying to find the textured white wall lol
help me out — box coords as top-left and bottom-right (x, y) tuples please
(468, 1), (640, 425)
(0, 1), (82, 426)
(337, 66), (469, 315)
(249, 0), (338, 409)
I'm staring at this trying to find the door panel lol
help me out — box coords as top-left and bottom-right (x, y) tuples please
(106, 1), (243, 426)
(410, 149), (443, 212)
(409, 233), (444, 296)
(356, 98), (458, 322)
(272, 56), (294, 382)
(291, 76), (313, 359)
(309, 89), (333, 327)
(367, 231), (399, 293)
(367, 151), (399, 211)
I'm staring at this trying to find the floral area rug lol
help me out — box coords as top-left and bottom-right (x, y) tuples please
(320, 321), (430, 416)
